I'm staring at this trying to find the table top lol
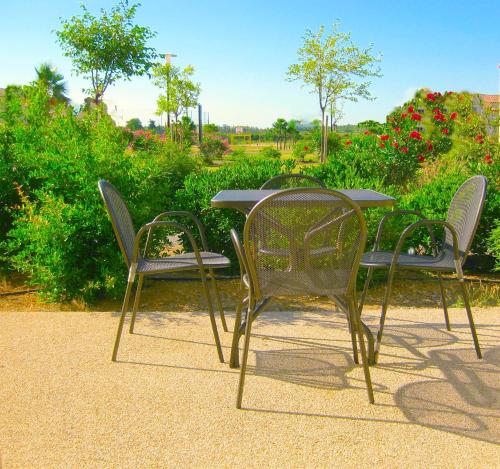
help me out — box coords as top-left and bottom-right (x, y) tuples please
(211, 189), (396, 211)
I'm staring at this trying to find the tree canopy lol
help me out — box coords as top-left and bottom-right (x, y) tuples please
(153, 63), (200, 125)
(56, 0), (157, 104)
(287, 23), (381, 161)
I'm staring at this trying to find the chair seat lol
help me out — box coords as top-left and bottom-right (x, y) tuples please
(361, 251), (455, 271)
(138, 251), (231, 274)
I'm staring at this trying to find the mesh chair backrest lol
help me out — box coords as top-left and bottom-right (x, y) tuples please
(445, 176), (487, 262)
(260, 173), (326, 190)
(98, 180), (136, 267)
(244, 188), (367, 300)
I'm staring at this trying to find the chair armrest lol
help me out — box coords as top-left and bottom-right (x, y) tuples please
(148, 211), (209, 252)
(374, 210), (437, 254)
(131, 220), (204, 273)
(389, 219), (462, 276)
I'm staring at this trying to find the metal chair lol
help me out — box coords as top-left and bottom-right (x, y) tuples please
(358, 175), (487, 364)
(260, 173), (326, 190)
(230, 188), (375, 408)
(98, 180), (230, 363)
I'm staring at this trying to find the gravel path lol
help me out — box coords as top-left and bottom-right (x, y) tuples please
(1, 304), (499, 468)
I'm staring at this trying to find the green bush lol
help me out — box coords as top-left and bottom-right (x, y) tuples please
(1, 83), (196, 302)
(199, 137), (227, 163)
(174, 158), (294, 271)
(488, 220), (500, 271)
(258, 146), (281, 159)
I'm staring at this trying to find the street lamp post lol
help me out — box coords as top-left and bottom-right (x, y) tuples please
(162, 52), (177, 128)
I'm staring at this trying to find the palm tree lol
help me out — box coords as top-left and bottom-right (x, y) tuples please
(272, 118), (288, 149)
(35, 63), (68, 103)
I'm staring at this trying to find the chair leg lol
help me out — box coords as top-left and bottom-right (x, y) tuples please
(129, 274), (144, 334)
(112, 279), (134, 362)
(346, 313), (359, 364)
(200, 269), (224, 363)
(374, 269), (396, 364)
(458, 280), (482, 359)
(438, 274), (451, 331)
(209, 269), (228, 332)
(236, 301), (255, 409)
(358, 267), (373, 314)
(230, 283), (246, 368)
(349, 299), (374, 404)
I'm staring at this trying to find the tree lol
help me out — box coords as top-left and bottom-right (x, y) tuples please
(287, 23), (381, 161)
(35, 63), (68, 103)
(56, 1), (157, 105)
(153, 63), (200, 127)
(126, 117), (143, 130)
(147, 119), (157, 130)
(329, 100), (344, 131)
(272, 118), (288, 149)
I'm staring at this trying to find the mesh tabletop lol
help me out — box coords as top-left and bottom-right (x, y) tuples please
(211, 189), (395, 212)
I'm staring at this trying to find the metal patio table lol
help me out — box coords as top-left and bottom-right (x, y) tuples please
(211, 188), (396, 366)
(211, 189), (395, 214)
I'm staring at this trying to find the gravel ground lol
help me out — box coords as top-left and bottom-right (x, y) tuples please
(1, 293), (499, 468)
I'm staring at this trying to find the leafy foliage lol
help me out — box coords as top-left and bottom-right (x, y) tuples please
(56, 1), (157, 103)
(1, 83), (195, 301)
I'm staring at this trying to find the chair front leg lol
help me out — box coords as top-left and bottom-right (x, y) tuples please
(112, 277), (135, 361)
(358, 266), (374, 314)
(437, 274), (451, 331)
(374, 268), (396, 364)
(236, 299), (255, 409)
(458, 279), (482, 359)
(199, 268), (224, 363)
(349, 298), (374, 404)
(209, 268), (228, 332)
(129, 274), (144, 334)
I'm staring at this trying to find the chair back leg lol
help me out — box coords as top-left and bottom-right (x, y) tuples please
(437, 274), (451, 331)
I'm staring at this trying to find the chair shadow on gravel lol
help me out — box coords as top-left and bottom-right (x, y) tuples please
(394, 347), (500, 444)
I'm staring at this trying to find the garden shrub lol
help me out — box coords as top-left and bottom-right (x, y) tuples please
(258, 146), (281, 159)
(174, 158), (294, 271)
(199, 137), (227, 163)
(1, 83), (196, 302)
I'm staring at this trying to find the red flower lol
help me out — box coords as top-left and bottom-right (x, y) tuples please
(394, 126), (401, 133)
(379, 143), (386, 149)
(450, 112), (458, 120)
(402, 112), (408, 118)
(441, 128), (449, 135)
(303, 146), (309, 151)
(447, 91), (454, 95)
(401, 147), (409, 154)
(475, 134), (484, 143)
(410, 130), (422, 140)
(391, 141), (399, 149)
(485, 154), (492, 164)
(408, 105), (414, 113)
(418, 155), (425, 162)
(380, 134), (390, 141)
(345, 140), (352, 146)
(426, 140), (433, 151)
(364, 130), (371, 135)
(426, 93), (435, 101)
(411, 113), (422, 121)
(433, 114), (442, 121)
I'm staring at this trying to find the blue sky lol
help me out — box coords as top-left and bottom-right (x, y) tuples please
(1, 0), (499, 127)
